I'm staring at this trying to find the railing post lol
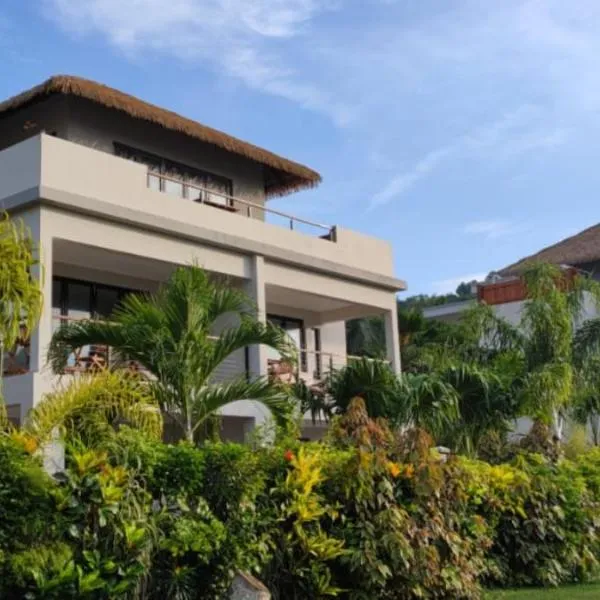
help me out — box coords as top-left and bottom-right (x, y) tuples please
(290, 219), (294, 230)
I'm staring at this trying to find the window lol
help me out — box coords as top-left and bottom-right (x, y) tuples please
(313, 328), (322, 379)
(52, 277), (139, 320)
(96, 287), (121, 318)
(267, 315), (307, 373)
(114, 142), (233, 206)
(52, 277), (140, 370)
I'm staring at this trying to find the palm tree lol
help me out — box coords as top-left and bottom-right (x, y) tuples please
(327, 358), (460, 440)
(572, 320), (600, 445)
(435, 363), (515, 455)
(48, 266), (296, 442)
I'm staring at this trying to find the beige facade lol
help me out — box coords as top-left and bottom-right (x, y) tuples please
(0, 100), (404, 440)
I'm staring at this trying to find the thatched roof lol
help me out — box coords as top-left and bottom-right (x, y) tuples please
(500, 223), (600, 276)
(0, 75), (322, 198)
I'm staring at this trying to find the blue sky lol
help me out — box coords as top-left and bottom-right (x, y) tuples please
(2, 1), (600, 296)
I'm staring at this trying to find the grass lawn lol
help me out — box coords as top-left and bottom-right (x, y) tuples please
(486, 584), (600, 598)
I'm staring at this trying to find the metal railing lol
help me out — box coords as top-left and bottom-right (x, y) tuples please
(3, 313), (388, 379)
(51, 315), (144, 375)
(268, 346), (390, 384)
(148, 172), (337, 240)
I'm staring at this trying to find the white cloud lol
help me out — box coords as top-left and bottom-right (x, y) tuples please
(369, 146), (452, 209)
(43, 0), (600, 206)
(432, 273), (487, 295)
(463, 219), (527, 240)
(370, 105), (569, 207)
(45, 0), (353, 126)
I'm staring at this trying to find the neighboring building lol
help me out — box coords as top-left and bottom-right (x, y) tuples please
(424, 224), (600, 326)
(0, 75), (405, 440)
(421, 300), (474, 324)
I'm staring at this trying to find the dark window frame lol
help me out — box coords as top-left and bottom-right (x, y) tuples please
(267, 314), (307, 373)
(52, 276), (140, 320)
(114, 142), (234, 206)
(313, 327), (322, 379)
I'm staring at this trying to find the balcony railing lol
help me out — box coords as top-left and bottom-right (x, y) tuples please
(268, 348), (389, 385)
(149, 172), (337, 241)
(3, 314), (388, 380)
(51, 315), (151, 375)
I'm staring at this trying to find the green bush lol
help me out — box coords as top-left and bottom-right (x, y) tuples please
(5, 426), (600, 598)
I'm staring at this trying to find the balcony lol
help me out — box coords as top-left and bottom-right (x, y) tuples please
(0, 134), (398, 282)
(148, 172), (337, 240)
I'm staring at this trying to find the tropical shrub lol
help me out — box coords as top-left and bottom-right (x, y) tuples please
(5, 419), (600, 598)
(0, 435), (63, 598)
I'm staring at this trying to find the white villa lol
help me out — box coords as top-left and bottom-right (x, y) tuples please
(0, 76), (405, 441)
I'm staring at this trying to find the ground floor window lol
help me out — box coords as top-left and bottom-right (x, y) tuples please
(267, 314), (307, 373)
(52, 277), (142, 370)
(52, 277), (139, 320)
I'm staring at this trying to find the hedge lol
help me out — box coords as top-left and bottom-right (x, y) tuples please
(2, 429), (600, 599)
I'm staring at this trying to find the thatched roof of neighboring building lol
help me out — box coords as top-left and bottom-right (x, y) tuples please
(500, 223), (600, 276)
(0, 75), (322, 198)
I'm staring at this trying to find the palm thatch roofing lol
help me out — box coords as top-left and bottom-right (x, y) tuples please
(500, 223), (600, 276)
(0, 75), (322, 198)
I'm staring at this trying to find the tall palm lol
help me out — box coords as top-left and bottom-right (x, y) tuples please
(48, 266), (296, 442)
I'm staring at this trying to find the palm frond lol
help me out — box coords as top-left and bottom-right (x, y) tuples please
(204, 320), (297, 380)
(46, 264), (299, 441)
(573, 318), (600, 366)
(24, 370), (162, 445)
(190, 376), (293, 432)
(397, 372), (460, 437)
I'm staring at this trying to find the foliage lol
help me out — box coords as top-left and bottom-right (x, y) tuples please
(261, 446), (346, 599)
(291, 378), (334, 426)
(326, 358), (402, 420)
(346, 315), (386, 358)
(399, 279), (477, 310)
(24, 370), (163, 446)
(0, 212), (43, 354)
(48, 265), (296, 441)
(391, 262), (600, 455)
(5, 423), (600, 598)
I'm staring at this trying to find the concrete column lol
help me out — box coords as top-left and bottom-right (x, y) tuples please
(384, 303), (401, 374)
(244, 255), (268, 378)
(29, 218), (53, 376)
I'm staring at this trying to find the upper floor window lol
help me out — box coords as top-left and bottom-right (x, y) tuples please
(114, 143), (233, 207)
